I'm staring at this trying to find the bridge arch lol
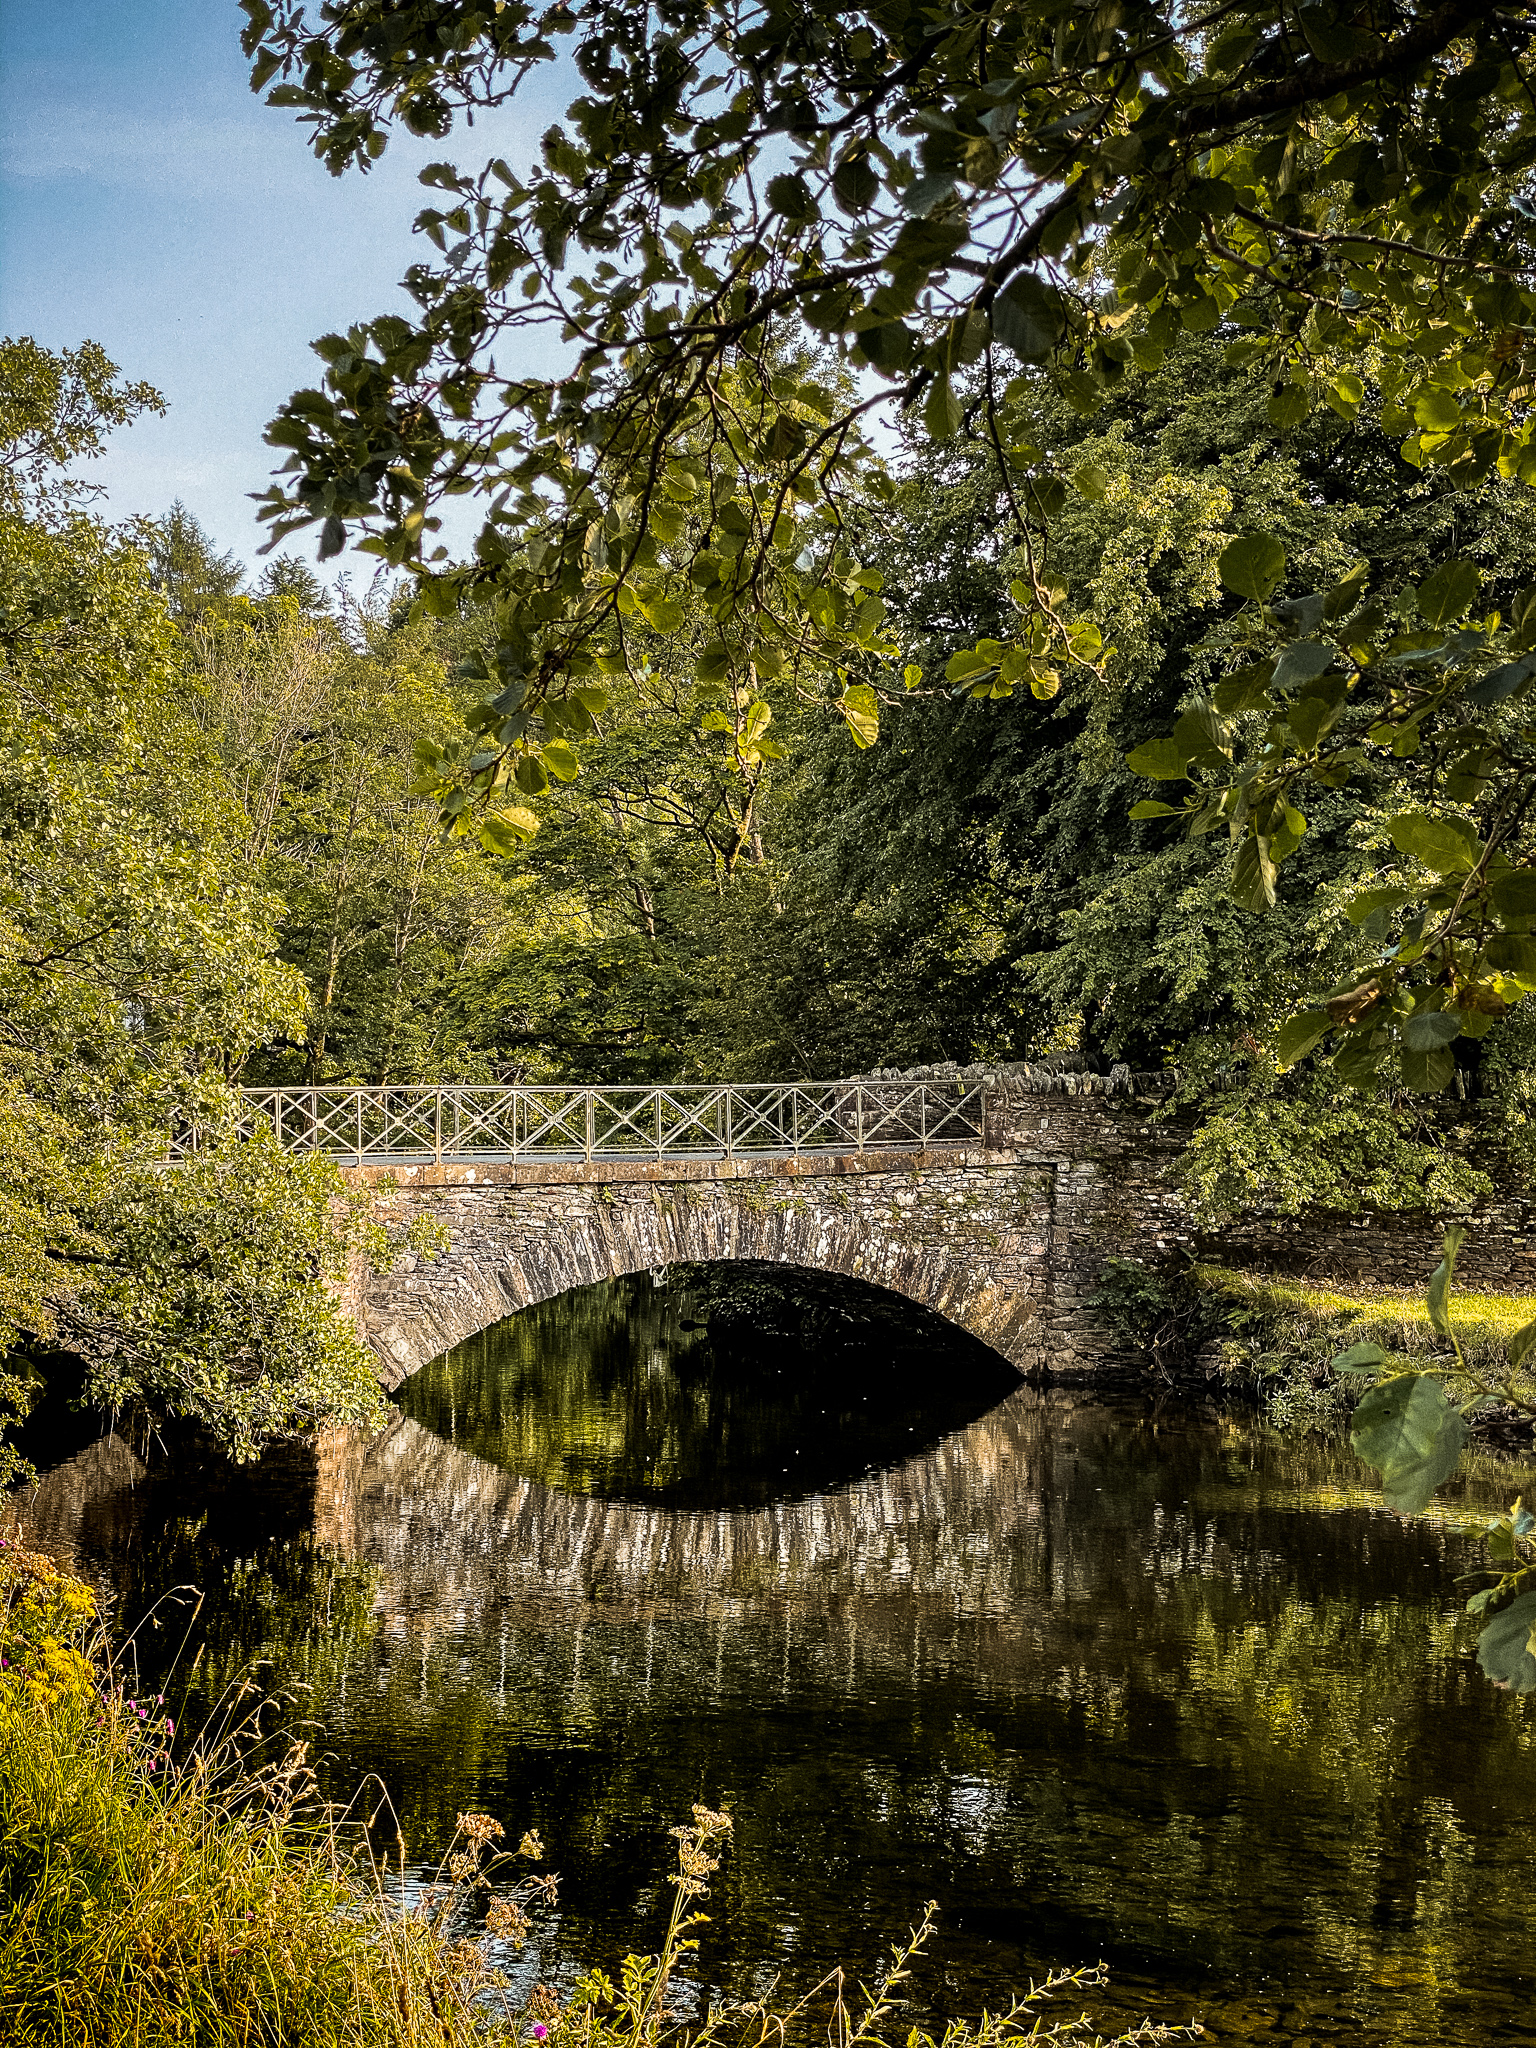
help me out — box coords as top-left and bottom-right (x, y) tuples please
(351, 1163), (1055, 1389)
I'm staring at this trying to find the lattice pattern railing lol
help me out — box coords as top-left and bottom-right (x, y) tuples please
(197, 1081), (988, 1164)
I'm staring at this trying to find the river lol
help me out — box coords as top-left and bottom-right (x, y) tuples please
(10, 1264), (1535, 2044)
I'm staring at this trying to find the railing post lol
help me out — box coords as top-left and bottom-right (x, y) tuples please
(435, 1089), (443, 1167)
(723, 1088), (732, 1159)
(585, 1089), (595, 1163)
(920, 1084), (927, 1149)
(356, 1091), (363, 1163)
(856, 1084), (864, 1152)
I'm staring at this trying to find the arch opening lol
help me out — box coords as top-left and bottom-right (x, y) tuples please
(362, 1170), (1048, 1388)
(397, 1262), (1022, 1510)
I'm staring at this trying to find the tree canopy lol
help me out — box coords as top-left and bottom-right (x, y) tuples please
(0, 348), (391, 1477)
(238, 0), (1536, 1092)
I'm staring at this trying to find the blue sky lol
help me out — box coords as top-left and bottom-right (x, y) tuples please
(0, 0), (560, 577)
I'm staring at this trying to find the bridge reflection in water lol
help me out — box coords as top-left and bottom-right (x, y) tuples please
(10, 1266), (1536, 2047)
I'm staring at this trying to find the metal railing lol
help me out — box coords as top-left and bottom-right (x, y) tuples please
(208, 1081), (988, 1165)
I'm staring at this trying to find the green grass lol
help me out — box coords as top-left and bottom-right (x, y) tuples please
(1194, 1264), (1536, 1434)
(0, 1542), (524, 2047)
(1197, 1264), (1536, 1372)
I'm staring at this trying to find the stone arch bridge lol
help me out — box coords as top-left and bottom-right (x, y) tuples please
(233, 1070), (1507, 1387)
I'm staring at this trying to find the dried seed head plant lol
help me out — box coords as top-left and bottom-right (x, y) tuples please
(549, 1804), (1201, 2048)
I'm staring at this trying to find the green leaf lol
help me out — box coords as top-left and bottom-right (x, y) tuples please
(766, 172), (812, 219)
(1350, 1374), (1467, 1513)
(1129, 799), (1186, 819)
(1212, 662), (1274, 714)
(1487, 931), (1536, 980)
(1346, 885), (1414, 926)
(1332, 1036), (1385, 1090)
(1218, 533), (1286, 602)
(1072, 463), (1110, 501)
(946, 647), (994, 683)
(1330, 1339), (1387, 1373)
(923, 373), (963, 441)
(513, 754), (550, 795)
(1267, 382), (1310, 430)
(992, 274), (1066, 363)
(856, 321), (914, 375)
(1466, 657), (1535, 707)
(839, 684), (879, 749)
(1477, 1592), (1536, 1692)
(1412, 385), (1462, 432)
(1230, 835), (1277, 912)
(1171, 704), (1228, 770)
(1416, 558), (1480, 629)
(1426, 1225), (1466, 1335)
(639, 593), (685, 634)
(1491, 869), (1536, 929)
(1322, 561), (1369, 620)
(697, 641), (732, 684)
(1403, 1009), (1462, 1051)
(1125, 737), (1189, 780)
(1401, 1043), (1456, 1093)
(480, 805), (539, 855)
(1387, 811), (1481, 875)
(1326, 373), (1364, 419)
(541, 740), (580, 781)
(832, 153), (879, 213)
(1486, 1519), (1518, 1566)
(1274, 1009), (1330, 1068)
(1272, 641), (1335, 689)
(1285, 694), (1334, 750)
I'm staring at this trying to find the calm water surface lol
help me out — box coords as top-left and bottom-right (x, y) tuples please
(12, 1265), (1536, 2045)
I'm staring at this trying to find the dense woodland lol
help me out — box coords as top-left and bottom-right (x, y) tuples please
(4, 322), (1536, 1471)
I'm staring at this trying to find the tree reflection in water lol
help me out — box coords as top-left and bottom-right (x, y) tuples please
(8, 1263), (1536, 2046)
(398, 1265), (1023, 1507)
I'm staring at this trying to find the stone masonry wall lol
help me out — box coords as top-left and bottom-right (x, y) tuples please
(343, 1092), (1536, 1388)
(355, 1153), (1055, 1390)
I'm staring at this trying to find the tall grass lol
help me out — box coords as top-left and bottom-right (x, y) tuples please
(0, 1541), (536, 2046)
(0, 1541), (1198, 2048)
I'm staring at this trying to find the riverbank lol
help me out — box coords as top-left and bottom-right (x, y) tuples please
(1189, 1265), (1536, 1443)
(0, 1538), (537, 2047)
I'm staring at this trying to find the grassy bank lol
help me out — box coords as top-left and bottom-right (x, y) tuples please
(0, 1542), (538, 2046)
(1195, 1264), (1536, 1433)
(0, 1541), (1196, 2048)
